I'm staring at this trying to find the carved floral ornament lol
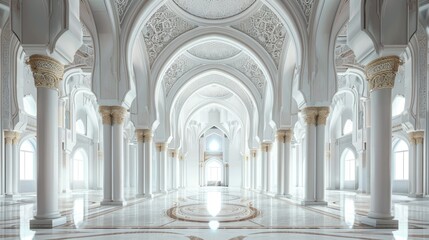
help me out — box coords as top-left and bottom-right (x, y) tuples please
(4, 131), (20, 145)
(409, 130), (424, 144)
(98, 106), (127, 125)
(365, 56), (402, 92)
(301, 107), (330, 126)
(28, 55), (64, 91)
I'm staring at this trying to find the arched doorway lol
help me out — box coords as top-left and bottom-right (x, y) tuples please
(205, 159), (223, 186)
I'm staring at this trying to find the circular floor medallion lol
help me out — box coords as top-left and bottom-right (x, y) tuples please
(167, 203), (259, 223)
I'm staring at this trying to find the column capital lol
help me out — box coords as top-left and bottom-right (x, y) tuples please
(250, 149), (257, 157)
(99, 106), (112, 125)
(143, 129), (153, 142)
(317, 107), (330, 125)
(4, 131), (15, 145)
(156, 142), (167, 152)
(365, 56), (401, 92)
(135, 129), (145, 142)
(409, 130), (424, 145)
(261, 143), (272, 152)
(12, 132), (21, 145)
(285, 129), (294, 143)
(28, 54), (64, 90)
(111, 106), (127, 125)
(301, 107), (318, 126)
(276, 129), (287, 143)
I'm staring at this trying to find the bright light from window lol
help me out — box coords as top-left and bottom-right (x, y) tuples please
(392, 95), (405, 117)
(76, 119), (86, 135)
(394, 140), (409, 180)
(20, 140), (35, 180)
(73, 151), (85, 181)
(23, 95), (37, 117)
(209, 140), (220, 151)
(343, 119), (353, 135)
(344, 150), (355, 181)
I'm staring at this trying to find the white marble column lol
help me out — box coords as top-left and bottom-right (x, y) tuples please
(409, 131), (424, 198)
(62, 150), (71, 193)
(124, 137), (130, 188)
(251, 149), (257, 190)
(316, 107), (329, 203)
(179, 154), (185, 188)
(28, 55), (66, 228)
(283, 129), (293, 197)
(276, 130), (285, 196)
(12, 132), (20, 195)
(143, 130), (153, 197)
(171, 150), (180, 189)
(111, 106), (127, 205)
(301, 107), (318, 205)
(99, 106), (113, 205)
(361, 56), (400, 228)
(262, 143), (272, 193)
(135, 129), (145, 197)
(4, 131), (15, 196)
(157, 143), (168, 193)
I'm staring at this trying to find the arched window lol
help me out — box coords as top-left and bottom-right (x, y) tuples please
(344, 149), (356, 181)
(76, 119), (86, 135)
(206, 160), (222, 182)
(73, 150), (85, 181)
(343, 119), (353, 135)
(23, 95), (37, 117)
(394, 140), (409, 180)
(392, 95), (405, 117)
(20, 140), (35, 180)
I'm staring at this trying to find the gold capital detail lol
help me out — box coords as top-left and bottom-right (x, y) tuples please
(250, 149), (257, 158)
(12, 132), (21, 145)
(285, 129), (293, 143)
(365, 56), (401, 92)
(301, 107), (318, 125)
(276, 130), (286, 143)
(4, 131), (15, 145)
(143, 129), (153, 142)
(28, 54), (64, 90)
(317, 107), (330, 125)
(111, 106), (127, 125)
(261, 143), (272, 152)
(99, 106), (112, 125)
(135, 129), (145, 142)
(409, 130), (424, 145)
(156, 143), (167, 152)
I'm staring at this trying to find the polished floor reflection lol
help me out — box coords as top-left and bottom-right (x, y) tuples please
(1, 188), (429, 239)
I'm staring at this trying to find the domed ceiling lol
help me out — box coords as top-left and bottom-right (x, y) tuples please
(197, 84), (233, 99)
(172, 0), (256, 20)
(187, 41), (241, 60)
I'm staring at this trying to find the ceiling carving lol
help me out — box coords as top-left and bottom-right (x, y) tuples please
(227, 53), (266, 97)
(296, 0), (315, 23)
(172, 0), (256, 20)
(197, 84), (233, 99)
(114, 0), (132, 23)
(163, 52), (266, 98)
(164, 55), (200, 95)
(187, 41), (241, 60)
(232, 5), (288, 66)
(143, 5), (197, 66)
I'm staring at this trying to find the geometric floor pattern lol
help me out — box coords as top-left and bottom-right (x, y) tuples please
(1, 187), (429, 239)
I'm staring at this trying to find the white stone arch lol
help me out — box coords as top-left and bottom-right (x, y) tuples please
(70, 147), (89, 190)
(339, 147), (358, 190)
(165, 68), (258, 147)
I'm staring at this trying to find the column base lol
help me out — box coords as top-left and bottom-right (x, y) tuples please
(409, 193), (423, 198)
(101, 200), (127, 206)
(30, 216), (66, 229)
(5, 194), (20, 199)
(301, 200), (328, 206)
(143, 193), (154, 198)
(277, 194), (292, 199)
(360, 216), (398, 228)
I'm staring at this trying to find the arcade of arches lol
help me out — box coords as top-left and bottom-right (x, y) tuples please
(1, 0), (429, 239)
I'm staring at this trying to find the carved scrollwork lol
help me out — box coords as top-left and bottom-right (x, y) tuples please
(365, 56), (401, 92)
(28, 55), (64, 91)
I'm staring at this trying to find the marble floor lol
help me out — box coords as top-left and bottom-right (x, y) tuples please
(1, 187), (429, 239)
